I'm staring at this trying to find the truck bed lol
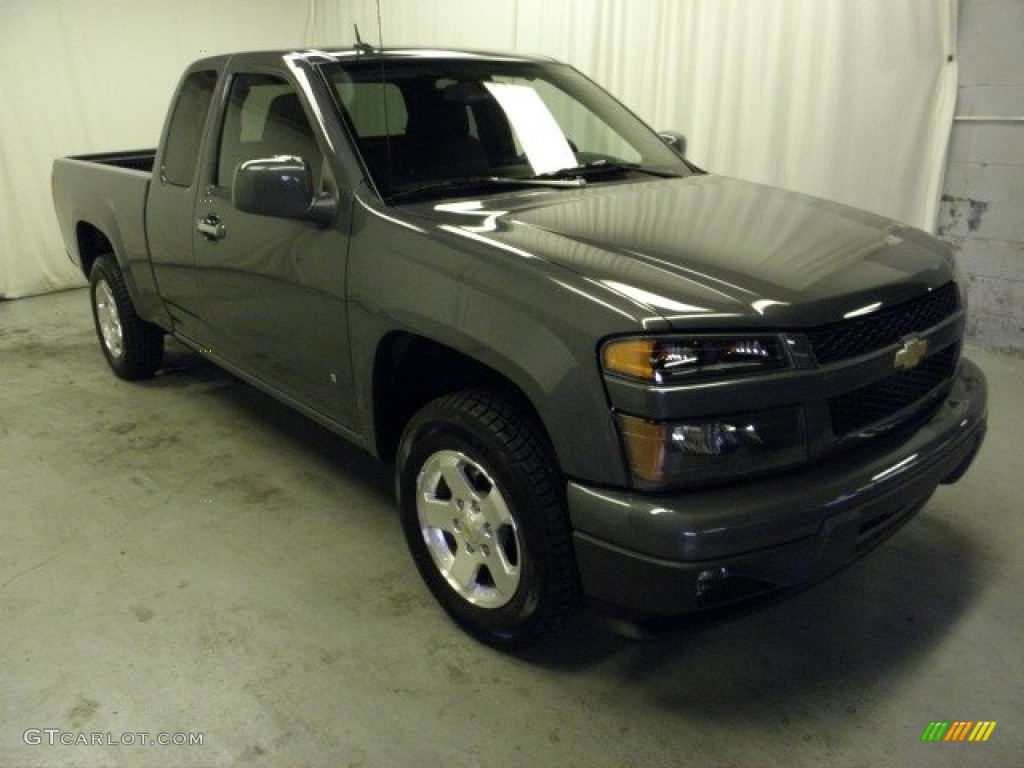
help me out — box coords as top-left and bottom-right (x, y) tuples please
(51, 150), (157, 304)
(65, 149), (156, 173)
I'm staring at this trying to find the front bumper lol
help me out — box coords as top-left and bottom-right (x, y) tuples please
(568, 357), (988, 617)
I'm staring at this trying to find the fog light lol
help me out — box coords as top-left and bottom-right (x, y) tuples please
(696, 566), (731, 599)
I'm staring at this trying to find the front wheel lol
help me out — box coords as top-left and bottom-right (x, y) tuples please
(89, 255), (164, 380)
(396, 391), (577, 648)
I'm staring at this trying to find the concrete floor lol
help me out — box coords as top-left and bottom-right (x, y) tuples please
(1, 287), (1021, 768)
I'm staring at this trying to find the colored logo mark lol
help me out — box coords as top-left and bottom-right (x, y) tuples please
(921, 721), (997, 742)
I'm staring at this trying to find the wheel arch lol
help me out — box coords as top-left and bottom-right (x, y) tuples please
(75, 219), (169, 330)
(76, 221), (116, 280)
(371, 332), (552, 467)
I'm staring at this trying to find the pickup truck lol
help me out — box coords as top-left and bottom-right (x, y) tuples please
(52, 46), (987, 648)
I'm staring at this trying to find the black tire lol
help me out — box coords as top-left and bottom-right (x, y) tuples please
(396, 390), (577, 648)
(89, 255), (164, 380)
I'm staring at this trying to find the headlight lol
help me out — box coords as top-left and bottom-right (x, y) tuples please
(602, 335), (789, 384)
(602, 334), (803, 489)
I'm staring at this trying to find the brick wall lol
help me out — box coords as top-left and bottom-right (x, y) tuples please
(938, 0), (1024, 355)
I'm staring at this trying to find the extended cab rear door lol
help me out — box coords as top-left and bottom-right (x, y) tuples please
(191, 57), (359, 433)
(147, 64), (221, 337)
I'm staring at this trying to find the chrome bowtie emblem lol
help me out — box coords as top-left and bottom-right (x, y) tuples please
(894, 337), (928, 370)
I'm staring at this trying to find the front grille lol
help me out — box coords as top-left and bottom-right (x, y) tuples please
(807, 283), (959, 365)
(829, 344), (958, 436)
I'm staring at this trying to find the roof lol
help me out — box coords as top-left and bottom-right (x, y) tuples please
(191, 47), (554, 70)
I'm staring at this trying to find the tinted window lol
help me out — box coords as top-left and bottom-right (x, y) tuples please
(161, 70), (217, 186)
(333, 81), (408, 138)
(217, 74), (323, 189)
(323, 59), (688, 197)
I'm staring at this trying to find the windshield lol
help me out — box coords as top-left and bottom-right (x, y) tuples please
(320, 56), (690, 200)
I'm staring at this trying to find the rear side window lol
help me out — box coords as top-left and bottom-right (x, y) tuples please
(161, 70), (218, 186)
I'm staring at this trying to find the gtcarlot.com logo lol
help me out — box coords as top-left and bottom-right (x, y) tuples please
(921, 721), (997, 743)
(23, 729), (203, 747)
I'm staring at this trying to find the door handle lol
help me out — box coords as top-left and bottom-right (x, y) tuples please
(196, 214), (226, 241)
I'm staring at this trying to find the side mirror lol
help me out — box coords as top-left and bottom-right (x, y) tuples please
(658, 131), (687, 157)
(232, 156), (336, 227)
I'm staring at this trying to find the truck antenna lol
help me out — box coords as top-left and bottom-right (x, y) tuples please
(353, 24), (374, 55)
(372, 0), (394, 193)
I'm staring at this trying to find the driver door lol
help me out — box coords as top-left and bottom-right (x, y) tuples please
(193, 71), (358, 431)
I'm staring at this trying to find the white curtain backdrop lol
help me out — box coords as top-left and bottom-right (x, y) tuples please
(0, 0), (311, 299)
(1, 0), (956, 299)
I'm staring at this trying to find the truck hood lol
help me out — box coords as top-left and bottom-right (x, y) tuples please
(413, 174), (955, 329)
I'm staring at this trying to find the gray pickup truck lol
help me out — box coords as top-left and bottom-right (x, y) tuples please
(52, 47), (987, 647)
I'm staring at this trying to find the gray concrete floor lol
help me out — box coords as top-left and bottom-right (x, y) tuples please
(1, 287), (1022, 768)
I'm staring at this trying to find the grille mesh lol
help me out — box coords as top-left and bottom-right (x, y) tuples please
(807, 283), (959, 365)
(829, 345), (958, 436)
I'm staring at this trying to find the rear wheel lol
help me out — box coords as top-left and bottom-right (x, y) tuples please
(396, 391), (577, 648)
(89, 255), (164, 379)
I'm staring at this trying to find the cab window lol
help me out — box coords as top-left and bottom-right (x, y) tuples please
(161, 70), (217, 186)
(216, 74), (323, 190)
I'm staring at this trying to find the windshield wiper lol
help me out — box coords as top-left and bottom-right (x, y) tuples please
(389, 175), (585, 203)
(534, 160), (683, 181)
